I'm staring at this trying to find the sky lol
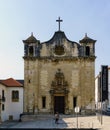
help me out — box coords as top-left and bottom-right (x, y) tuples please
(0, 0), (110, 79)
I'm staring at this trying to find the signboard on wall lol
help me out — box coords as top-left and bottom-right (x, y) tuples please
(75, 106), (80, 113)
(101, 65), (108, 101)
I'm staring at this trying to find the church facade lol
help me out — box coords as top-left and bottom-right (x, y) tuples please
(23, 18), (96, 114)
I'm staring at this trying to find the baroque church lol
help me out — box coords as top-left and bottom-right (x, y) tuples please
(23, 17), (96, 114)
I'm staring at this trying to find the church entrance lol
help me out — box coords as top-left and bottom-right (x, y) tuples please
(54, 96), (65, 114)
(50, 69), (69, 114)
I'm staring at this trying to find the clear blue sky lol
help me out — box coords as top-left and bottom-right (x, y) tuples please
(0, 0), (110, 79)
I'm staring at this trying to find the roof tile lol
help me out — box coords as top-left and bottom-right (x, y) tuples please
(0, 78), (23, 87)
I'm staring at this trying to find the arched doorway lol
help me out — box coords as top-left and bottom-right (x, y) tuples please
(50, 69), (69, 114)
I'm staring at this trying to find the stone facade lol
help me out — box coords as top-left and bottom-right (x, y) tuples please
(23, 29), (96, 114)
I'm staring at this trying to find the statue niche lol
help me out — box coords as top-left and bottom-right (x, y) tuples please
(50, 69), (69, 95)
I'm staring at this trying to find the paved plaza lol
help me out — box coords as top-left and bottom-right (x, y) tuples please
(0, 115), (109, 130)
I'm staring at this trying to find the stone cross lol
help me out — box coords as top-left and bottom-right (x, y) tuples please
(56, 17), (63, 31)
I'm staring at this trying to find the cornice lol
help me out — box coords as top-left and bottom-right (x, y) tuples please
(23, 56), (96, 62)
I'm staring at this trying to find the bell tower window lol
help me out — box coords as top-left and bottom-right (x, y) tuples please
(86, 46), (90, 56)
(29, 46), (34, 56)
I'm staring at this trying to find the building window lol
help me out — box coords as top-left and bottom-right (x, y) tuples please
(73, 97), (77, 108)
(28, 79), (31, 83)
(42, 96), (46, 108)
(86, 46), (90, 56)
(2, 104), (5, 111)
(2, 90), (4, 97)
(2, 90), (5, 101)
(29, 46), (34, 56)
(12, 91), (19, 102)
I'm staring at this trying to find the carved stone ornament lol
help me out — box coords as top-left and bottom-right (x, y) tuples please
(50, 69), (69, 94)
(54, 45), (65, 55)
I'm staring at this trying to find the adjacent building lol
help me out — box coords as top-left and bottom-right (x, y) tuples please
(95, 66), (110, 111)
(0, 78), (23, 121)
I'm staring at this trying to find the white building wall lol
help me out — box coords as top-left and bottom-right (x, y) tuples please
(6, 87), (23, 121)
(0, 85), (23, 121)
(0, 84), (7, 121)
(95, 76), (99, 109)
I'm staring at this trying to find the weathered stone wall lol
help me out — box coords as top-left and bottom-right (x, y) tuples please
(24, 57), (95, 113)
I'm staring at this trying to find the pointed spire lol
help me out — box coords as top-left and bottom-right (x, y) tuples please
(85, 33), (87, 38)
(31, 32), (33, 36)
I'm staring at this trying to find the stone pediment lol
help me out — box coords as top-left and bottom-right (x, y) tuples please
(45, 31), (77, 45)
(40, 31), (80, 57)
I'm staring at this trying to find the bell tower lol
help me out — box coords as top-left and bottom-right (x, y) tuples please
(79, 34), (96, 108)
(23, 33), (41, 57)
(79, 33), (96, 57)
(23, 33), (41, 113)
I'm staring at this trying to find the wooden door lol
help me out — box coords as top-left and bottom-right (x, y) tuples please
(54, 96), (65, 114)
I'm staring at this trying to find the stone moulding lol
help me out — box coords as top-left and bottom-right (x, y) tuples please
(23, 56), (96, 61)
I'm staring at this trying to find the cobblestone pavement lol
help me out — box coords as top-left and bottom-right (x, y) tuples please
(0, 115), (109, 129)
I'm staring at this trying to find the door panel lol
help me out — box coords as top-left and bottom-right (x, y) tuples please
(54, 96), (65, 114)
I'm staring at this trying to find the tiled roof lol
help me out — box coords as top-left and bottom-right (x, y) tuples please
(0, 78), (23, 87)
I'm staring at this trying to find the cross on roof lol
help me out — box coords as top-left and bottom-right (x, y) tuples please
(56, 17), (63, 31)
